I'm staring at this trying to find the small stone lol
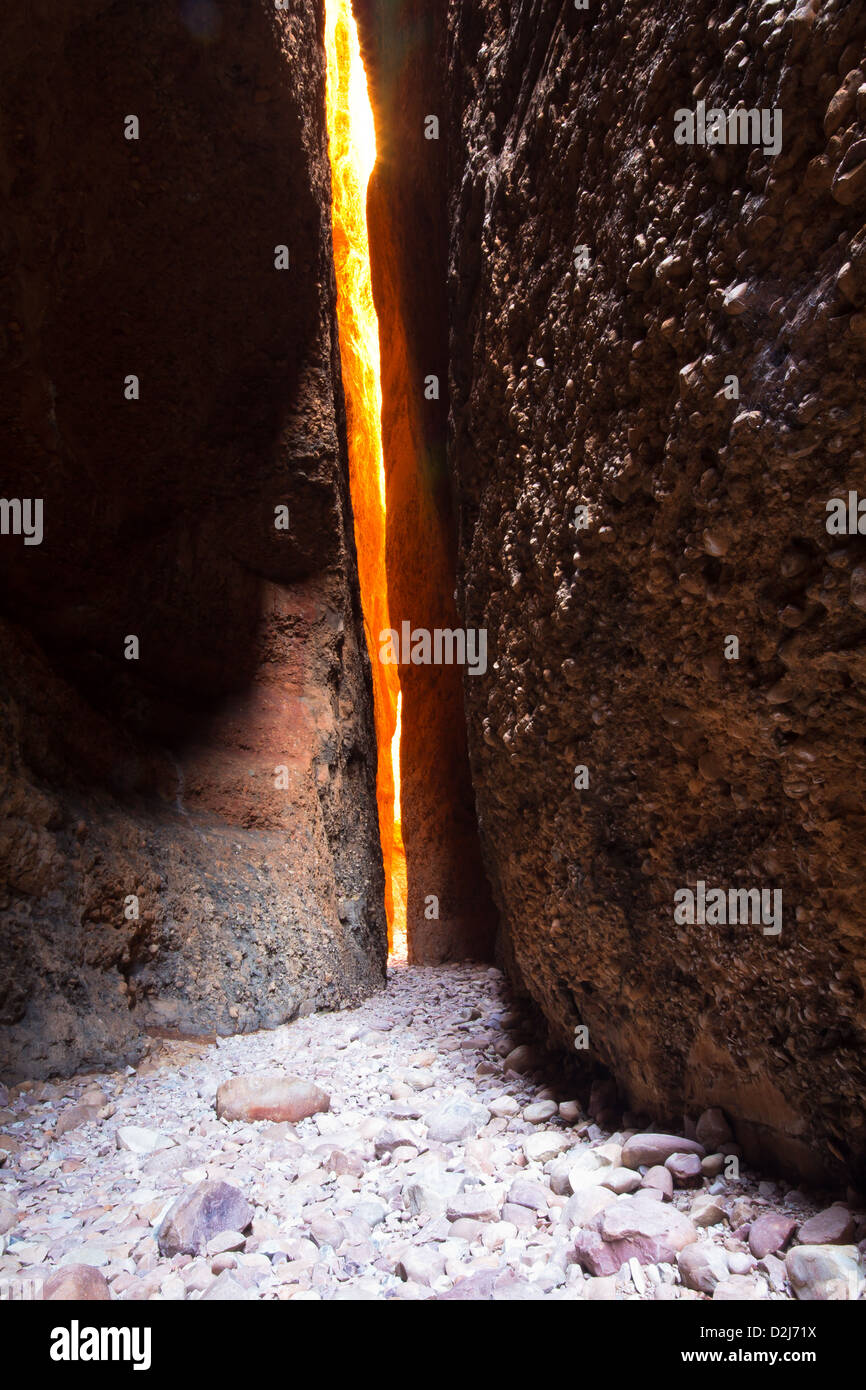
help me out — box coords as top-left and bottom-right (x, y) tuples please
(79, 1086), (109, 1107)
(0, 1195), (18, 1235)
(502, 1045), (539, 1074)
(641, 1166), (673, 1201)
(629, 1257), (647, 1295)
(507, 1177), (549, 1211)
(560, 1186), (616, 1229)
(727, 1250), (755, 1276)
(584, 1274), (619, 1300)
(691, 1194), (727, 1228)
(487, 1095), (519, 1118)
(523, 1131), (570, 1163)
(748, 1212), (797, 1259)
(201, 1271), (250, 1300)
(786, 1245), (862, 1300)
(500, 1202), (537, 1230)
(621, 1134), (704, 1169)
(559, 1101), (581, 1123)
(374, 1122), (418, 1156)
(701, 1153), (725, 1177)
(665, 1152), (703, 1187)
(714, 1275), (765, 1300)
(446, 1190), (501, 1223)
(211, 1252), (238, 1273)
(116, 1126), (175, 1155)
(523, 1100), (558, 1124)
(601, 1166), (642, 1195)
(449, 1218), (483, 1242)
(44, 1264), (111, 1301)
(55, 1104), (102, 1138)
(206, 1230), (247, 1255)
(797, 1207), (855, 1246)
(309, 1215), (343, 1248)
(215, 1074), (329, 1124)
(396, 1247), (446, 1286)
(425, 1096), (488, 1143)
(678, 1242), (730, 1294)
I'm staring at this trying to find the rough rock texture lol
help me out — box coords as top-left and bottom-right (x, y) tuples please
(445, 0), (866, 1181)
(355, 0), (498, 962)
(0, 0), (386, 1081)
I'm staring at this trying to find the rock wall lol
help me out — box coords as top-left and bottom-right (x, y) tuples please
(446, 0), (866, 1183)
(355, 0), (498, 962)
(0, 0), (386, 1081)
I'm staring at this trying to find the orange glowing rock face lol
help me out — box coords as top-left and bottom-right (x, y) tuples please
(325, 0), (406, 959)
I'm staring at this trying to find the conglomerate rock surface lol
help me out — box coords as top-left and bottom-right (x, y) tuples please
(445, 0), (866, 1183)
(0, 0), (386, 1080)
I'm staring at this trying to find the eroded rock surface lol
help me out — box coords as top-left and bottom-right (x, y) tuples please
(0, 0), (386, 1079)
(445, 0), (866, 1181)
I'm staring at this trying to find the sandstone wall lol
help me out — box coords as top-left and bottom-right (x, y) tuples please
(446, 0), (866, 1182)
(0, 0), (386, 1080)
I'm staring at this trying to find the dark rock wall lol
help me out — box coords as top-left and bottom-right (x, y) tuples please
(0, 0), (386, 1081)
(446, 0), (866, 1181)
(355, 0), (497, 962)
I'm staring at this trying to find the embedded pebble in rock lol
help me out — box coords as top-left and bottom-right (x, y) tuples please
(0, 964), (857, 1301)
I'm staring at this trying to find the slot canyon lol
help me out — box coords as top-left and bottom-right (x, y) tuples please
(1, 0), (866, 1313)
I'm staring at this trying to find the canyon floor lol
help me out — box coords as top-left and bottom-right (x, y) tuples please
(0, 963), (861, 1302)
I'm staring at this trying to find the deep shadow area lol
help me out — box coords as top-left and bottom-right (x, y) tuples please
(0, 0), (387, 1079)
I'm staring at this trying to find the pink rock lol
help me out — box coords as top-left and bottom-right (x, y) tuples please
(797, 1206), (855, 1246)
(573, 1192), (698, 1273)
(748, 1212), (797, 1259)
(621, 1133), (705, 1169)
(54, 1104), (101, 1138)
(44, 1264), (111, 1300)
(215, 1074), (329, 1124)
(157, 1180), (253, 1257)
(641, 1165), (674, 1200)
(665, 1152), (703, 1187)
